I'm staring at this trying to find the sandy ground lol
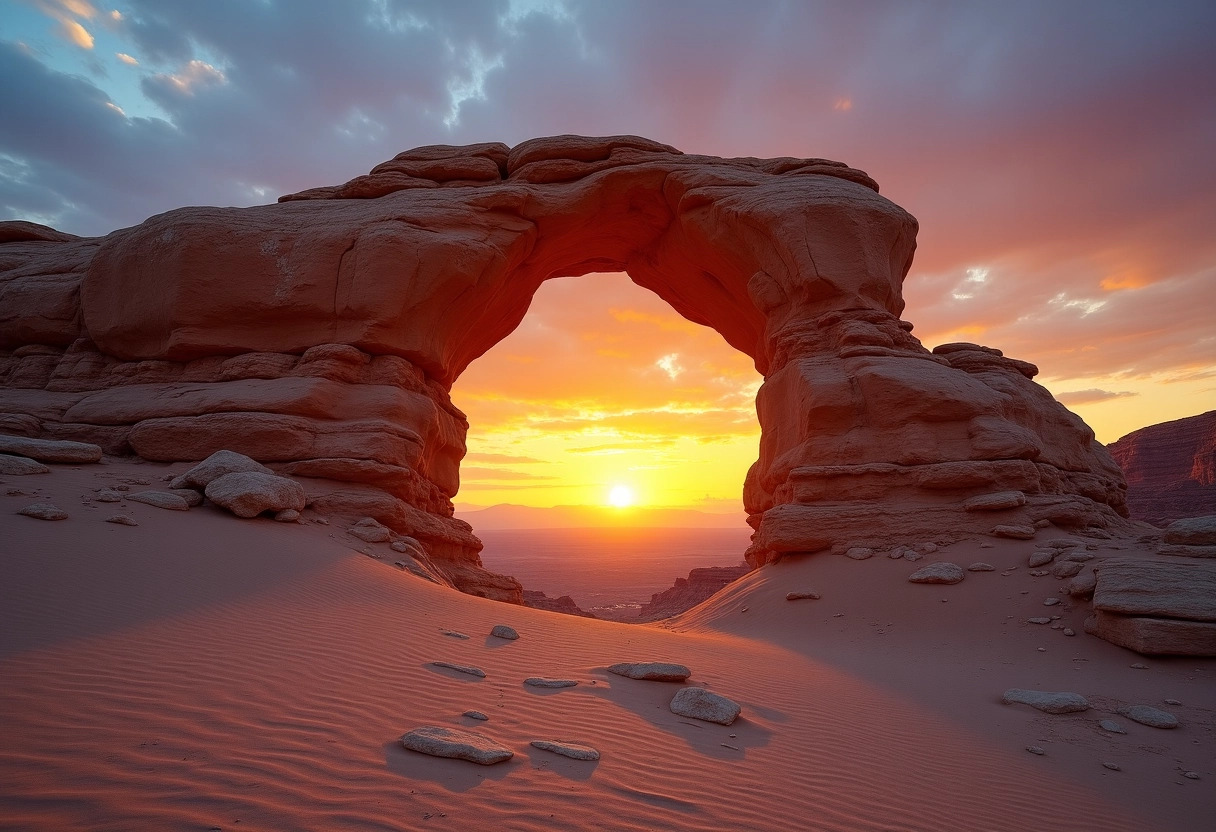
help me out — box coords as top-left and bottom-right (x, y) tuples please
(1, 459), (1212, 832)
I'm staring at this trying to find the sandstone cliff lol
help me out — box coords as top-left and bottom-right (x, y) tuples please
(1107, 410), (1216, 526)
(636, 565), (751, 622)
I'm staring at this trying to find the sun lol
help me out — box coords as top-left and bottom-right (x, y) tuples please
(607, 484), (634, 508)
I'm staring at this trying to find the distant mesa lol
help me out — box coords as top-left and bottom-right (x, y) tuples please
(1107, 410), (1216, 526)
(0, 134), (1134, 603)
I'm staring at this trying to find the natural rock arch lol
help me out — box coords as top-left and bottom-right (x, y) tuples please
(0, 134), (1131, 599)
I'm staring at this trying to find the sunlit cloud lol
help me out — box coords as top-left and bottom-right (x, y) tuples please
(116, 52), (138, 66)
(950, 267), (989, 301)
(1055, 389), (1138, 406)
(152, 60), (227, 97)
(656, 353), (682, 380)
(104, 101), (125, 117)
(1046, 291), (1107, 316)
(464, 452), (547, 464)
(833, 96), (853, 111)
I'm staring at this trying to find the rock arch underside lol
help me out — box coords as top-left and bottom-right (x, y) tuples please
(0, 134), (1133, 602)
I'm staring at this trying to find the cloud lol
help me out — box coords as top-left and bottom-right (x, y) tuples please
(1054, 389), (1139, 406)
(463, 452), (547, 464)
(115, 52), (137, 65)
(459, 467), (556, 481)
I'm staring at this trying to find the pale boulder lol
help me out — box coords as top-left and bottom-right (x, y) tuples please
(205, 471), (306, 518)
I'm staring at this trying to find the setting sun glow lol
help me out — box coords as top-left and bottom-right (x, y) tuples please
(607, 485), (635, 508)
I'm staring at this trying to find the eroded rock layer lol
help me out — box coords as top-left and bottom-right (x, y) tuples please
(0, 134), (1132, 592)
(1107, 410), (1216, 526)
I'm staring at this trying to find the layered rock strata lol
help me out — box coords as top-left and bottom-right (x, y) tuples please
(1086, 558), (1216, 656)
(1107, 410), (1216, 526)
(0, 134), (1133, 594)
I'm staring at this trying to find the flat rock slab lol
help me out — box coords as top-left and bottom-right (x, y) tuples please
(1085, 610), (1216, 656)
(1092, 559), (1216, 622)
(462, 710), (489, 721)
(607, 662), (691, 682)
(963, 490), (1027, 511)
(993, 524), (1037, 540)
(1002, 688), (1090, 714)
(1118, 705), (1179, 729)
(907, 562), (966, 584)
(0, 454), (49, 475)
(786, 591), (822, 600)
(349, 517), (392, 542)
(0, 435), (102, 464)
(170, 449), (273, 490)
(1163, 515), (1216, 546)
(105, 515), (138, 525)
(844, 546), (873, 560)
(430, 661), (486, 678)
(400, 725), (513, 764)
(1099, 719), (1126, 734)
(967, 562), (995, 572)
(1028, 550), (1055, 568)
(205, 471), (306, 518)
(530, 740), (600, 761)
(490, 624), (519, 640)
(669, 687), (741, 725)
(524, 677), (578, 688)
(127, 490), (190, 511)
(18, 503), (68, 521)
(1052, 560), (1084, 579)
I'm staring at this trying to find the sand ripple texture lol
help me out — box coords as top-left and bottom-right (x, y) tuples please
(0, 474), (1183, 831)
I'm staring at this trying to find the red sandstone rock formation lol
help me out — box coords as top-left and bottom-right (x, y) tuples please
(0, 135), (1134, 600)
(637, 565), (751, 622)
(1107, 410), (1216, 526)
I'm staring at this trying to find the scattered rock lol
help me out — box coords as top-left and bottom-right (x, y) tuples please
(530, 740), (600, 761)
(1060, 551), (1095, 563)
(607, 662), (691, 682)
(205, 471), (306, 518)
(400, 726), (512, 765)
(1118, 705), (1179, 729)
(669, 687), (741, 725)
(463, 710), (489, 720)
(440, 629), (470, 640)
(1026, 746), (1045, 756)
(490, 624), (519, 640)
(1130, 662), (1149, 669)
(171, 488), (204, 507)
(170, 449), (273, 490)
(0, 455), (49, 475)
(844, 546), (873, 560)
(1067, 571), (1097, 598)
(1001, 689), (1090, 714)
(17, 503), (68, 521)
(918, 542), (939, 554)
(963, 490), (1027, 511)
(524, 677), (578, 688)
(1030, 569), (1050, 577)
(1163, 515), (1216, 546)
(1063, 628), (1076, 636)
(786, 591), (822, 600)
(1102, 762), (1121, 772)
(1164, 698), (1182, 706)
(127, 490), (190, 511)
(1027, 617), (1051, 625)
(105, 514), (138, 526)
(967, 562), (995, 572)
(0, 435), (102, 464)
(1099, 719), (1126, 734)
(1043, 598), (1061, 607)
(1052, 560), (1085, 579)
(274, 508), (300, 522)
(1046, 538), (1084, 549)
(1181, 771), (1200, 780)
(993, 524), (1037, 540)
(907, 562), (965, 584)
(1028, 550), (1056, 568)
(95, 489), (123, 502)
(348, 517), (392, 543)
(430, 661), (486, 678)
(903, 551), (924, 562)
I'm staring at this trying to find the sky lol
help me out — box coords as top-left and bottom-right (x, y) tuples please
(2, 0), (1214, 513)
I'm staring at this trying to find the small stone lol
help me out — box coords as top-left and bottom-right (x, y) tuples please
(274, 508), (300, 522)
(205, 471), (306, 518)
(887, 549), (905, 559)
(1063, 628), (1076, 636)
(430, 661), (486, 678)
(18, 503), (68, 521)
(530, 740), (600, 761)
(1029, 550), (1056, 568)
(967, 562), (995, 572)
(1026, 746), (1045, 755)
(170, 488), (204, 507)
(105, 514), (138, 526)
(669, 687), (741, 725)
(1030, 570), (1050, 577)
(95, 489), (123, 502)
(490, 625), (519, 640)
(440, 629), (470, 640)
(1052, 560), (1084, 579)
(1046, 538), (1084, 549)
(390, 540), (413, 553)
(1028, 617), (1052, 625)
(127, 490), (190, 511)
(1102, 762), (1121, 771)
(315, 517), (329, 525)
(1043, 598), (1061, 607)
(907, 562), (965, 584)
(919, 542), (938, 554)
(844, 546), (873, 560)
(1067, 571), (1097, 598)
(348, 517), (392, 543)
(400, 726), (512, 765)
(980, 542), (994, 549)
(1118, 705), (1179, 729)
(1099, 719), (1126, 734)
(786, 591), (822, 601)
(993, 524), (1036, 540)
(463, 710), (489, 720)
(1002, 689), (1090, 714)
(1164, 699), (1182, 706)
(903, 551), (924, 562)
(607, 662), (691, 682)
(963, 490), (1027, 511)
(1037, 647), (1047, 652)
(1060, 551), (1095, 563)
(1182, 771), (1200, 780)
(1130, 662), (1148, 670)
(524, 677), (578, 688)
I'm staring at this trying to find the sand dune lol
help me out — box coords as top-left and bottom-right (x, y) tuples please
(1, 461), (1211, 831)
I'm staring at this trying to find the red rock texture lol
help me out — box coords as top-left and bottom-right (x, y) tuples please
(1107, 410), (1216, 526)
(0, 135), (1134, 595)
(637, 565), (751, 622)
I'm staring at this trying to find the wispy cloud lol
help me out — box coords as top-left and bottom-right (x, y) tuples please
(1054, 389), (1138, 406)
